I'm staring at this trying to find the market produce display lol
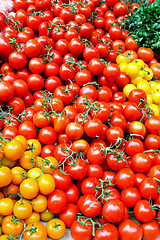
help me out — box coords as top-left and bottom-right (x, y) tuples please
(0, 0), (160, 239)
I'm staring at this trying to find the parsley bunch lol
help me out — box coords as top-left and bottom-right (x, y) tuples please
(122, 0), (160, 53)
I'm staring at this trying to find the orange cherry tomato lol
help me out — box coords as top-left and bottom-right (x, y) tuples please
(11, 166), (26, 185)
(38, 174), (55, 195)
(23, 222), (47, 240)
(25, 212), (40, 225)
(20, 178), (39, 200)
(3, 184), (19, 199)
(13, 199), (32, 219)
(0, 166), (12, 188)
(0, 198), (14, 216)
(32, 194), (48, 213)
(123, 50), (138, 62)
(19, 151), (36, 170)
(4, 139), (24, 161)
(2, 215), (24, 236)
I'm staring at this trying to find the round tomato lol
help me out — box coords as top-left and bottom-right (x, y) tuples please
(2, 215), (24, 236)
(20, 178), (39, 199)
(59, 204), (79, 228)
(48, 189), (68, 214)
(93, 223), (119, 240)
(118, 219), (142, 240)
(102, 199), (125, 223)
(71, 219), (92, 240)
(23, 222), (47, 240)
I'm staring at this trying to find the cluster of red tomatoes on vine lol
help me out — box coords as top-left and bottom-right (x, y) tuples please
(0, 0), (160, 239)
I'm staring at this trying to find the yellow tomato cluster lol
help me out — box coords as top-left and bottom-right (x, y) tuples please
(116, 54), (160, 116)
(0, 135), (66, 240)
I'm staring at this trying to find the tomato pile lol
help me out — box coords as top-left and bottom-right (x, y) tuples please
(0, 0), (160, 239)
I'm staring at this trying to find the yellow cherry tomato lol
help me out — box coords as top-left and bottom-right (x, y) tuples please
(137, 80), (151, 94)
(4, 140), (24, 161)
(148, 104), (159, 116)
(19, 151), (36, 170)
(126, 63), (139, 78)
(146, 94), (153, 105)
(152, 83), (160, 92)
(149, 81), (157, 92)
(123, 84), (137, 98)
(143, 68), (153, 81)
(133, 59), (145, 68)
(40, 209), (54, 222)
(20, 178), (39, 200)
(131, 76), (144, 86)
(27, 168), (42, 179)
(35, 156), (44, 167)
(15, 135), (28, 151)
(152, 91), (160, 105)
(25, 212), (40, 225)
(0, 166), (12, 188)
(32, 194), (48, 213)
(13, 199), (32, 219)
(46, 219), (66, 240)
(0, 198), (13, 216)
(138, 68), (145, 78)
(43, 156), (59, 174)
(0, 226), (2, 236)
(1, 156), (16, 168)
(116, 55), (130, 65)
(11, 166), (26, 185)
(38, 174), (55, 195)
(119, 62), (128, 72)
(27, 139), (41, 156)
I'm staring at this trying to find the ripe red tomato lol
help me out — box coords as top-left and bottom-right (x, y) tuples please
(52, 169), (71, 191)
(139, 177), (158, 200)
(9, 51), (27, 69)
(121, 187), (141, 208)
(59, 203), (79, 228)
(137, 47), (154, 62)
(71, 219), (92, 240)
(18, 121), (37, 139)
(88, 58), (104, 76)
(38, 126), (57, 145)
(141, 220), (160, 240)
(118, 219), (142, 240)
(81, 177), (100, 197)
(102, 199), (125, 223)
(131, 153), (152, 173)
(93, 223), (119, 240)
(65, 184), (80, 204)
(125, 139), (144, 156)
(115, 168), (135, 190)
(103, 63), (120, 82)
(134, 200), (156, 223)
(113, 2), (128, 16)
(66, 158), (88, 180)
(48, 189), (68, 214)
(0, 81), (14, 101)
(77, 195), (101, 218)
(84, 118), (103, 138)
(145, 116), (160, 134)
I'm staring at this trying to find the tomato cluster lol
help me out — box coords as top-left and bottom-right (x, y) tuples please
(0, 0), (160, 239)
